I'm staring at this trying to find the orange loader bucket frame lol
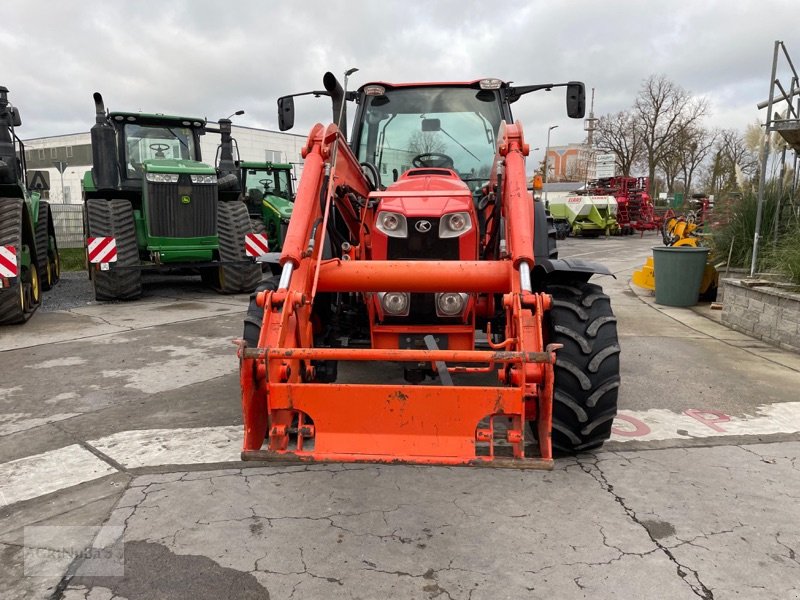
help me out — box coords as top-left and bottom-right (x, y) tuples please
(239, 120), (562, 469)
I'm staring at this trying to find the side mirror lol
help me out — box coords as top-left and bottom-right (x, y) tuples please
(566, 82), (585, 119)
(277, 96), (295, 131)
(421, 118), (441, 132)
(10, 107), (22, 127)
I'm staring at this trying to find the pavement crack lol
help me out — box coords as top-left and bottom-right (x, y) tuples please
(577, 455), (715, 599)
(776, 533), (800, 567)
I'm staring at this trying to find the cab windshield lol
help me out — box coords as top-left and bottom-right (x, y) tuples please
(356, 86), (503, 188)
(244, 167), (293, 202)
(124, 124), (198, 178)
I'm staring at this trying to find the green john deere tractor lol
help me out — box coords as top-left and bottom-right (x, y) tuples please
(240, 161), (294, 251)
(0, 85), (60, 324)
(82, 93), (262, 300)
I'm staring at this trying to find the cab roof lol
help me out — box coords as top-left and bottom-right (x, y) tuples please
(108, 112), (207, 127)
(357, 79), (508, 91)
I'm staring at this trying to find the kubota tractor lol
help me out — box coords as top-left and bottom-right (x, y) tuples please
(82, 94), (263, 300)
(0, 85), (60, 324)
(238, 74), (620, 468)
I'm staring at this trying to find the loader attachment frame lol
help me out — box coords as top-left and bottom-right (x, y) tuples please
(239, 120), (559, 468)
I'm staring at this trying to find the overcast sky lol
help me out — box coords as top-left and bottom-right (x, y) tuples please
(3, 0), (799, 166)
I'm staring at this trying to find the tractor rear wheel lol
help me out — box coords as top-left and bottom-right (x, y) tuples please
(86, 199), (142, 301)
(243, 276), (280, 348)
(35, 200), (60, 291)
(544, 279), (621, 452)
(0, 197), (40, 324)
(214, 201), (262, 294)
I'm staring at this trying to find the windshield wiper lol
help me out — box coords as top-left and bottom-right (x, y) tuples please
(438, 126), (481, 162)
(166, 128), (190, 153)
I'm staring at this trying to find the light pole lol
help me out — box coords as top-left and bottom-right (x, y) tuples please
(226, 110), (245, 120)
(543, 125), (558, 203)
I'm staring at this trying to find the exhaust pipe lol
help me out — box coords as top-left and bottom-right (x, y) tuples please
(323, 72), (346, 139)
(90, 92), (119, 189)
(93, 92), (106, 123)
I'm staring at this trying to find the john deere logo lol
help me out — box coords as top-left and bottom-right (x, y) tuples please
(181, 195), (191, 204)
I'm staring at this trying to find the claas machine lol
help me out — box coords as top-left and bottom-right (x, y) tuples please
(0, 86), (60, 324)
(238, 74), (621, 468)
(82, 94), (262, 300)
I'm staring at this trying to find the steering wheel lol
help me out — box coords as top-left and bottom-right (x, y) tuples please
(258, 178), (273, 190)
(412, 152), (455, 169)
(149, 143), (170, 158)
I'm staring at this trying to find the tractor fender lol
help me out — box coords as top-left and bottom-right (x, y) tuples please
(533, 257), (616, 283)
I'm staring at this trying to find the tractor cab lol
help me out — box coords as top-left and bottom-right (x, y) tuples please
(240, 161), (295, 250)
(106, 113), (211, 192)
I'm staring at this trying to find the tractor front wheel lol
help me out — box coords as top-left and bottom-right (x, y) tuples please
(544, 279), (621, 452)
(215, 202), (262, 294)
(0, 197), (41, 324)
(86, 199), (142, 301)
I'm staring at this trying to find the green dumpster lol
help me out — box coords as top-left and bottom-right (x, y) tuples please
(652, 246), (710, 307)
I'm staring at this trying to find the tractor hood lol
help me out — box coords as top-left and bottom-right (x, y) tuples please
(264, 194), (294, 219)
(378, 168), (473, 218)
(143, 159), (215, 175)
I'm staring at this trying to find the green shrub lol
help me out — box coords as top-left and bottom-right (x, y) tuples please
(769, 224), (800, 285)
(710, 187), (780, 271)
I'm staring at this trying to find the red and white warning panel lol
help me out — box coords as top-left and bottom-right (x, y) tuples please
(87, 237), (118, 264)
(0, 245), (18, 278)
(244, 233), (270, 258)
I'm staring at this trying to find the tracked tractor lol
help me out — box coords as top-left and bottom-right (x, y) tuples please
(240, 161), (294, 251)
(0, 86), (60, 325)
(82, 94), (263, 301)
(239, 74), (620, 468)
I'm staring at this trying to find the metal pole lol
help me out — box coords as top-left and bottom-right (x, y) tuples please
(337, 67), (358, 139)
(60, 169), (66, 203)
(543, 125), (558, 204)
(751, 41), (781, 277)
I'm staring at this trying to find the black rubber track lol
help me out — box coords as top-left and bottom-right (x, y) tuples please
(217, 201), (262, 294)
(86, 199), (142, 301)
(544, 280), (621, 452)
(35, 200), (59, 290)
(0, 197), (36, 324)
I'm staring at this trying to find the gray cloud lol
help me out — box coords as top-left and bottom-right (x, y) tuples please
(3, 0), (799, 172)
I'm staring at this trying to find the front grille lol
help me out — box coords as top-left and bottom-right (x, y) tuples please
(147, 176), (217, 238)
(385, 217), (460, 323)
(387, 217), (459, 260)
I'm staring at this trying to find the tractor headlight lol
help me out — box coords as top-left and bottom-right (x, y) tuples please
(435, 292), (468, 317)
(439, 212), (472, 238)
(145, 173), (179, 183)
(376, 211), (408, 238)
(190, 174), (218, 184)
(379, 292), (410, 316)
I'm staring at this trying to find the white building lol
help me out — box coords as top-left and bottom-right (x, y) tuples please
(22, 124), (308, 204)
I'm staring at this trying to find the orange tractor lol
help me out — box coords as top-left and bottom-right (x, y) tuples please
(238, 74), (620, 468)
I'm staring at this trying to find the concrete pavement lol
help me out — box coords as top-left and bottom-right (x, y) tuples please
(1, 233), (799, 599)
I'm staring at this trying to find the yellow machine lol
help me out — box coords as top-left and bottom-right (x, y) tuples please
(632, 213), (718, 297)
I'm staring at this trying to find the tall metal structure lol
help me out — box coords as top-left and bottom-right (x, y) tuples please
(752, 41), (800, 276)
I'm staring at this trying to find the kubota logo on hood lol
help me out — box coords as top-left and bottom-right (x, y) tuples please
(415, 220), (432, 233)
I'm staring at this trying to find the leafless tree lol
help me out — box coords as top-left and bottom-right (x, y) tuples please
(594, 111), (642, 176)
(702, 129), (758, 196)
(634, 75), (707, 196)
(678, 127), (716, 196)
(408, 131), (446, 156)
